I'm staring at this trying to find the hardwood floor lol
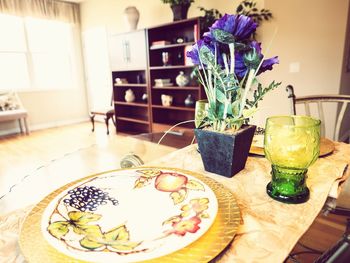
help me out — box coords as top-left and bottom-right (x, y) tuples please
(0, 122), (348, 262)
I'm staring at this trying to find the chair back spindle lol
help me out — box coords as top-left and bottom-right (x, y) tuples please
(286, 85), (350, 142)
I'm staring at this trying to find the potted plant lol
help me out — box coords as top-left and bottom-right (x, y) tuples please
(186, 14), (280, 177)
(161, 0), (195, 21)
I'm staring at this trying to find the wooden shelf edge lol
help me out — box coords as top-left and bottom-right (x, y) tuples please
(114, 83), (147, 87)
(114, 101), (148, 107)
(117, 116), (149, 124)
(152, 86), (199, 90)
(111, 68), (146, 72)
(150, 42), (195, 50)
(147, 17), (201, 30)
(152, 104), (195, 111)
(150, 65), (194, 70)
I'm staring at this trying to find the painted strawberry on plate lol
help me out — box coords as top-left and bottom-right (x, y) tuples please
(134, 169), (205, 204)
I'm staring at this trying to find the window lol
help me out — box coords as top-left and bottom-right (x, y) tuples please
(0, 13), (77, 91)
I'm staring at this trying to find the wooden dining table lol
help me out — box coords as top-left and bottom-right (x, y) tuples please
(0, 136), (349, 262)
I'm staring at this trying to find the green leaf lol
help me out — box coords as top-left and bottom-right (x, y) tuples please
(216, 89), (226, 103)
(73, 224), (103, 237)
(186, 180), (205, 191)
(104, 225), (129, 242)
(212, 29), (235, 44)
(109, 240), (141, 251)
(79, 236), (104, 250)
(170, 189), (187, 205)
(245, 81), (281, 109)
(199, 45), (215, 66)
(47, 221), (69, 239)
(68, 211), (102, 224)
(242, 106), (258, 118)
(231, 100), (241, 116)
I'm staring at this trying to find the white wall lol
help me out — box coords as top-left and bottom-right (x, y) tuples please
(257, 0), (349, 139)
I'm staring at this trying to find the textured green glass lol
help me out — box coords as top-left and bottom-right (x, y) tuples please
(195, 100), (208, 128)
(264, 116), (321, 204)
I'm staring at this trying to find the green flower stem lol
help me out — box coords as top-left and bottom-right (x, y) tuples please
(239, 68), (255, 117)
(222, 53), (229, 76)
(229, 43), (235, 74)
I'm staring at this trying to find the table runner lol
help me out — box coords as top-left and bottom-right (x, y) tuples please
(146, 142), (350, 262)
(1, 142), (349, 263)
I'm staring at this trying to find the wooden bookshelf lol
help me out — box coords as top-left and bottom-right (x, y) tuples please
(109, 18), (204, 135)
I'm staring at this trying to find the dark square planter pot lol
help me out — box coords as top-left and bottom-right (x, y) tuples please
(195, 125), (256, 177)
(171, 4), (190, 21)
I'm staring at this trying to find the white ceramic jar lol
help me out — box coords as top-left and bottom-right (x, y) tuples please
(124, 6), (140, 31)
(125, 89), (135, 102)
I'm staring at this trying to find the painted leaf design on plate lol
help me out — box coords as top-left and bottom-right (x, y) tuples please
(136, 169), (161, 178)
(104, 225), (129, 242)
(134, 177), (152, 189)
(80, 236), (104, 250)
(47, 221), (69, 239)
(200, 212), (210, 219)
(162, 215), (182, 226)
(73, 224), (103, 236)
(170, 188), (187, 205)
(186, 180), (205, 191)
(108, 240), (141, 251)
(104, 225), (141, 251)
(68, 211), (102, 224)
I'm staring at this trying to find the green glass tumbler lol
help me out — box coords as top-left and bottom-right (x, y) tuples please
(195, 99), (208, 128)
(264, 116), (321, 204)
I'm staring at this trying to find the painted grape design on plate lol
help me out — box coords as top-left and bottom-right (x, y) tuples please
(63, 186), (119, 212)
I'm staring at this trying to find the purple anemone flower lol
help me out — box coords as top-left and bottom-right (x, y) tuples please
(210, 14), (258, 41)
(186, 39), (220, 67)
(235, 41), (279, 78)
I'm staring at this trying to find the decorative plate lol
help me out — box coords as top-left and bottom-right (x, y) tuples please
(19, 167), (241, 263)
(250, 136), (335, 157)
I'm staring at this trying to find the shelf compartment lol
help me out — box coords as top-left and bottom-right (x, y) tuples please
(152, 86), (199, 90)
(112, 70), (146, 85)
(152, 104), (195, 111)
(116, 119), (150, 134)
(116, 116), (149, 124)
(114, 101), (148, 107)
(150, 42), (195, 50)
(113, 86), (148, 103)
(114, 83), (147, 87)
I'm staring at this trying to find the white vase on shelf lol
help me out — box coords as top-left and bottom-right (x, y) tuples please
(125, 89), (135, 102)
(176, 71), (189, 87)
(124, 6), (140, 31)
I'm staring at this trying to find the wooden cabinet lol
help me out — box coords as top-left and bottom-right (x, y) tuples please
(108, 30), (147, 71)
(109, 18), (205, 135)
(112, 69), (150, 134)
(147, 17), (204, 132)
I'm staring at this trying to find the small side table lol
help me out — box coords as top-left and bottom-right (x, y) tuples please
(89, 109), (116, 135)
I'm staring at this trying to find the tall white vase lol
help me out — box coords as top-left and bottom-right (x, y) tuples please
(124, 6), (140, 31)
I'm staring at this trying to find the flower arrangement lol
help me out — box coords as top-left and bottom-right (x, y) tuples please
(187, 14), (281, 132)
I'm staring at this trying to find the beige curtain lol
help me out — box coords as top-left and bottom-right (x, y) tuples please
(0, 0), (80, 24)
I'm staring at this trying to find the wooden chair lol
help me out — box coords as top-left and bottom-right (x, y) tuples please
(89, 108), (115, 135)
(89, 91), (116, 135)
(286, 85), (350, 142)
(286, 85), (350, 217)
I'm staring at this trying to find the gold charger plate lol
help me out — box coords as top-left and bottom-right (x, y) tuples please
(19, 167), (241, 263)
(249, 137), (335, 157)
